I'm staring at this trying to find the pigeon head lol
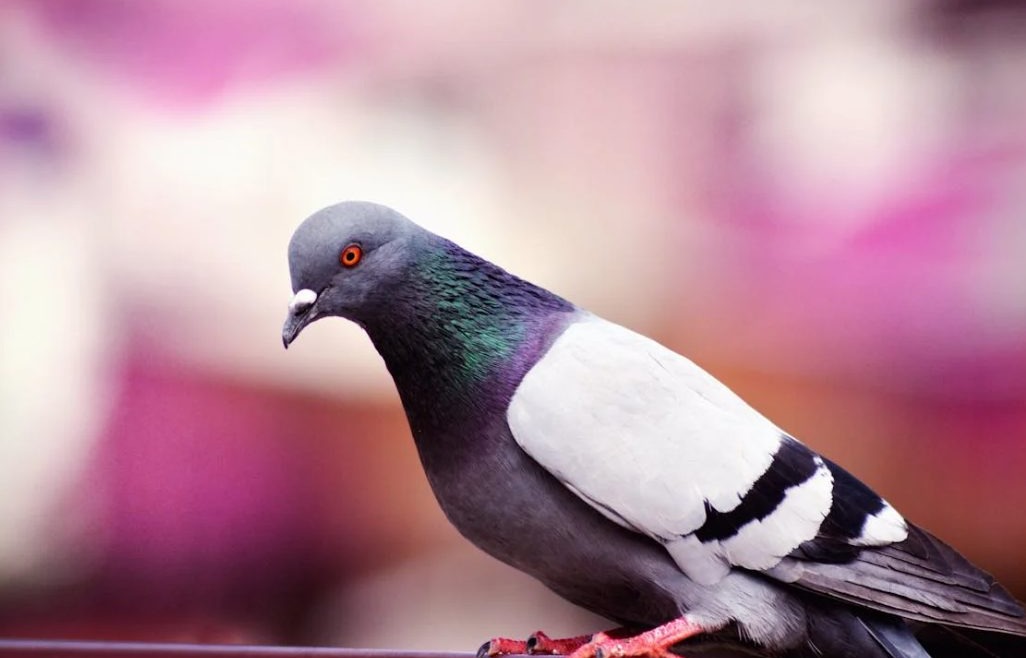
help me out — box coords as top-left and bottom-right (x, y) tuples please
(282, 201), (424, 347)
(283, 200), (575, 421)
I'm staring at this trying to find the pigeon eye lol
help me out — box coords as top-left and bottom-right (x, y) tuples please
(340, 244), (363, 268)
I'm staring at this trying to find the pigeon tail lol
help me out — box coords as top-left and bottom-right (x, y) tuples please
(915, 624), (1026, 658)
(860, 617), (932, 658)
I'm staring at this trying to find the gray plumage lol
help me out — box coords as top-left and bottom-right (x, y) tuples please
(282, 201), (1026, 658)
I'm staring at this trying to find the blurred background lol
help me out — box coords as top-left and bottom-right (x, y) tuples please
(1, 0), (1025, 649)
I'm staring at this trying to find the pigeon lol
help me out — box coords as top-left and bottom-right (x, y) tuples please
(282, 201), (1026, 658)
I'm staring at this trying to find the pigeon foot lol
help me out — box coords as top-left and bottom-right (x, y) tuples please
(526, 631), (597, 654)
(480, 629), (633, 657)
(478, 638), (529, 658)
(568, 618), (704, 658)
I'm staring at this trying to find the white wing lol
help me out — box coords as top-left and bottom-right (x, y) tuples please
(507, 315), (904, 585)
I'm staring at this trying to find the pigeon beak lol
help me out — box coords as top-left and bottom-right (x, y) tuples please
(282, 288), (318, 349)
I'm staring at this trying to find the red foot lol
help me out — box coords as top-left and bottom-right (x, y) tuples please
(480, 629), (633, 657)
(568, 618), (705, 658)
(478, 638), (529, 657)
(526, 631), (592, 655)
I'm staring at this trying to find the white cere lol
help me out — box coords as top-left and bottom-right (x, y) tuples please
(289, 288), (318, 314)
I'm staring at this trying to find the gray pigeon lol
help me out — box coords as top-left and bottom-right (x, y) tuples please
(282, 201), (1026, 658)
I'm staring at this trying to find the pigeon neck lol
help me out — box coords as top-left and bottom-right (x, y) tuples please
(364, 238), (574, 436)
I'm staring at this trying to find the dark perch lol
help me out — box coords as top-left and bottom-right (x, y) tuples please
(0, 641), (488, 658)
(0, 640), (760, 658)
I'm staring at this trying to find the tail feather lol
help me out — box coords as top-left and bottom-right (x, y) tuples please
(804, 605), (926, 658)
(859, 616), (931, 658)
(815, 612), (1026, 658)
(915, 625), (1026, 658)
(853, 616), (1026, 658)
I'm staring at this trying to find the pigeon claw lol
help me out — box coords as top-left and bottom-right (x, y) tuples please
(480, 631), (603, 657)
(567, 618), (704, 658)
(478, 638), (530, 658)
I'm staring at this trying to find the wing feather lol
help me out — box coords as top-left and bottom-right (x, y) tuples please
(508, 315), (1025, 636)
(507, 316), (848, 584)
(780, 525), (1026, 634)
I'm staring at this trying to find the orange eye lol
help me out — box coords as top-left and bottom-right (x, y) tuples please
(340, 244), (363, 268)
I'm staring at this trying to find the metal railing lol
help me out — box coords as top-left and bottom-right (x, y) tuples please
(0, 641), (485, 658)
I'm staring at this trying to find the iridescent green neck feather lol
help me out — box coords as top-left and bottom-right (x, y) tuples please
(363, 236), (574, 434)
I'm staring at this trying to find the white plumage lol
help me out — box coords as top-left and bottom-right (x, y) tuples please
(507, 314), (905, 586)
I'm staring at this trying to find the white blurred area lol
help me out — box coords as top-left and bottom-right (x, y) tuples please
(1, 0), (1025, 647)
